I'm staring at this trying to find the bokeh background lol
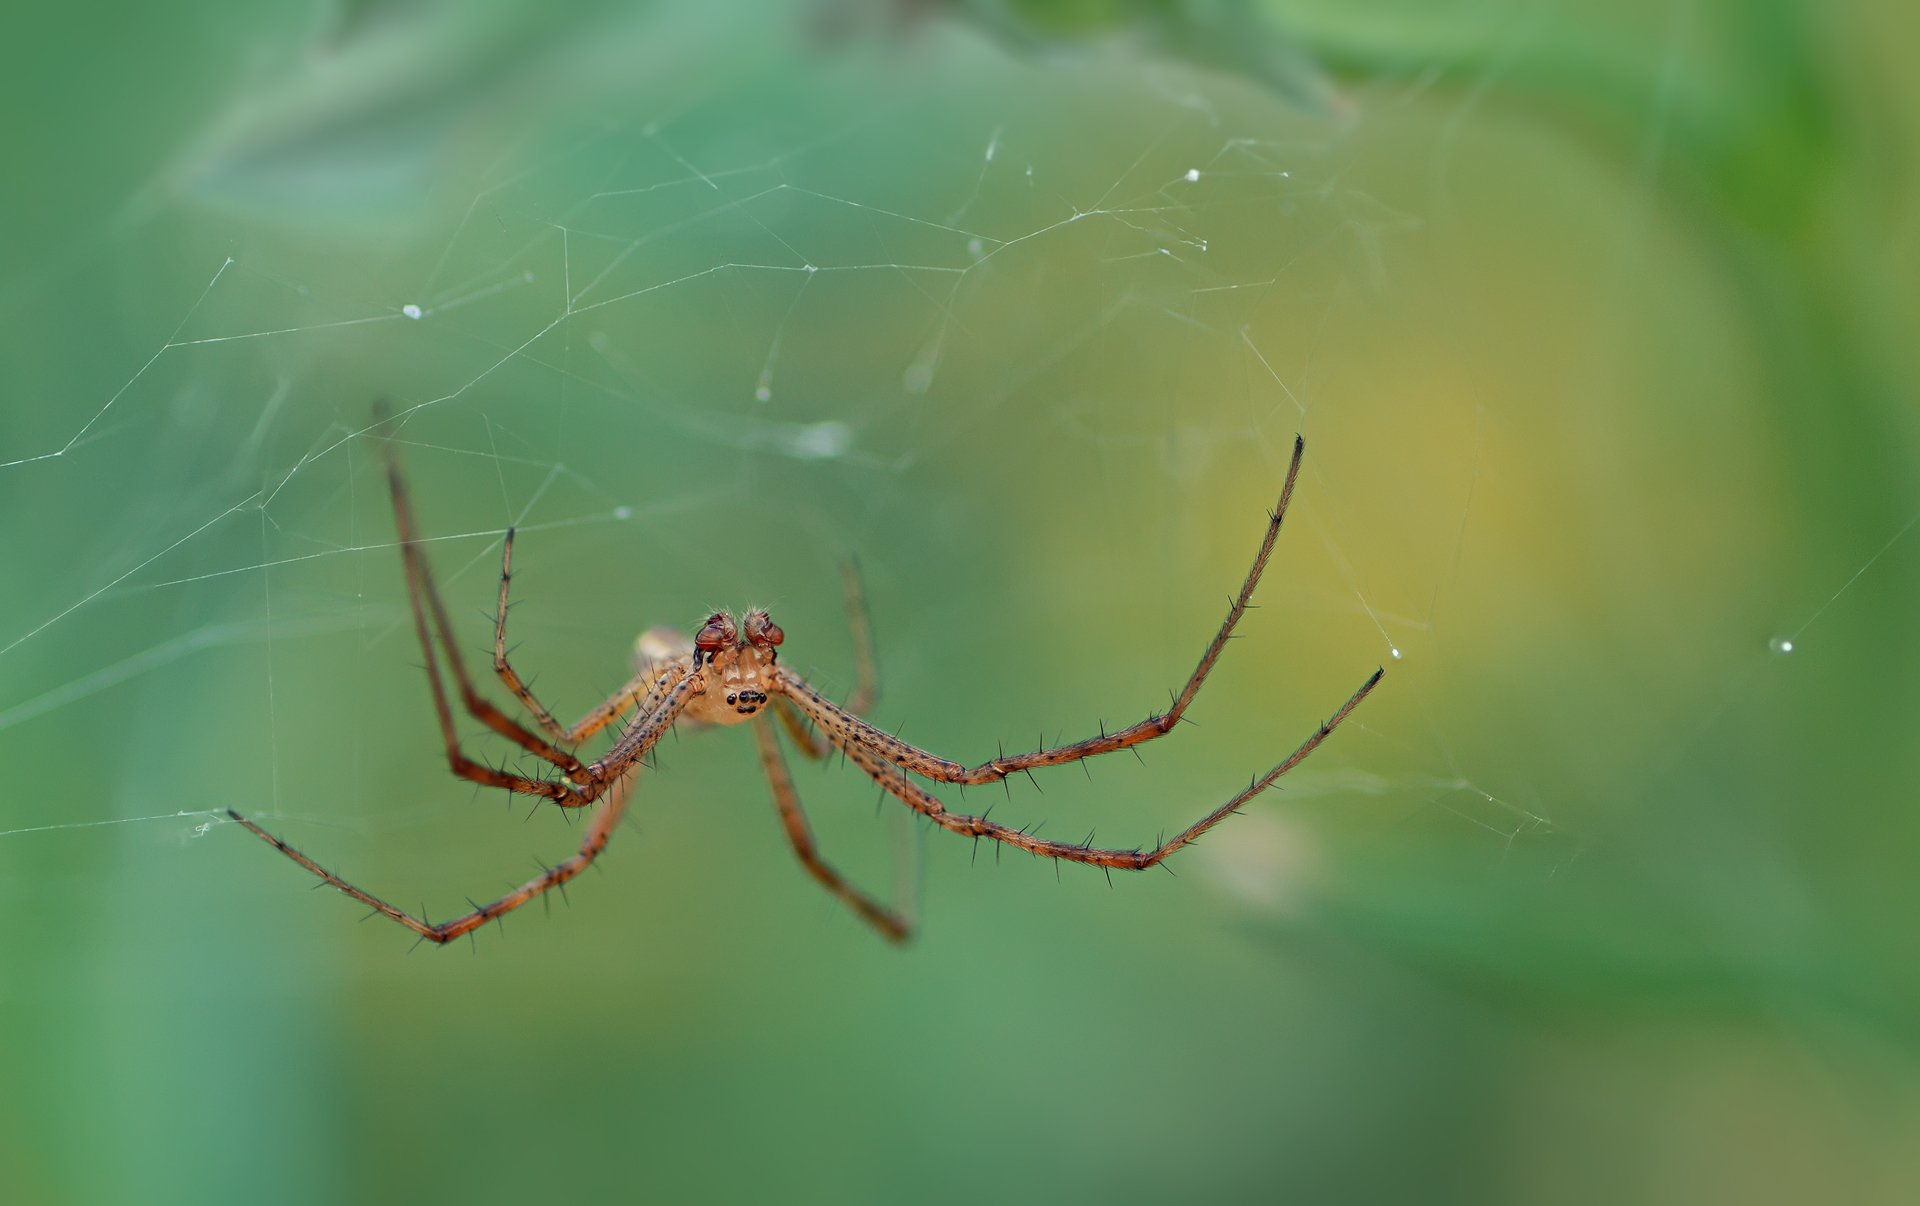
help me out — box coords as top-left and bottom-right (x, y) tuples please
(2, 1), (1916, 1202)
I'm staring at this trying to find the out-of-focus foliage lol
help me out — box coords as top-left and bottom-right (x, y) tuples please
(2, 2), (1916, 1204)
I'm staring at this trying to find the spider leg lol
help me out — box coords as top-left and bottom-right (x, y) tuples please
(752, 717), (911, 943)
(584, 663), (704, 783)
(772, 696), (831, 760)
(384, 454), (595, 800)
(227, 761), (642, 944)
(776, 435), (1321, 787)
(489, 525), (572, 743)
(833, 666), (1382, 869)
(839, 556), (880, 717)
(483, 529), (680, 748)
(564, 670), (674, 745)
(768, 559), (878, 763)
(230, 661), (700, 940)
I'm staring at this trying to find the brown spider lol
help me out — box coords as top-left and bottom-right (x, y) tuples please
(230, 433), (1382, 945)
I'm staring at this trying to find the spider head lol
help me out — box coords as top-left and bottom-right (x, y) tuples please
(686, 609), (781, 724)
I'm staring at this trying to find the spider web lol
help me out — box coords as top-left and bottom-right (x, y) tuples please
(6, 3), (1919, 1204)
(0, 0), (1909, 978)
(0, 16), (1536, 904)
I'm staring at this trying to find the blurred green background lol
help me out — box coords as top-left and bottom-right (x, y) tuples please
(2, 1), (1917, 1202)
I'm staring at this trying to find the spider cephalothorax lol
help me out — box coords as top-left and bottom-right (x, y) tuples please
(686, 609), (782, 723)
(230, 431), (1379, 947)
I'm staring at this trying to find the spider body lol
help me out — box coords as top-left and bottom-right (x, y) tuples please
(231, 429), (1381, 946)
(624, 608), (787, 727)
(678, 610), (780, 723)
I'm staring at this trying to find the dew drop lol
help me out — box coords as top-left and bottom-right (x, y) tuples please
(613, 506), (632, 521)
(402, 303), (422, 319)
(1184, 168), (1201, 182)
(1768, 636), (1795, 655)
(1390, 647), (1404, 661)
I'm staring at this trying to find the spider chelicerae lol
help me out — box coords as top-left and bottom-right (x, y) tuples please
(230, 433), (1382, 945)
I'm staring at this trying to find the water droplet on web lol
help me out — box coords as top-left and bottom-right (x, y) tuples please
(967, 237), (985, 259)
(1184, 168), (1201, 182)
(1768, 636), (1795, 655)
(613, 506), (632, 521)
(1389, 647), (1404, 661)
(755, 385), (772, 402)
(902, 361), (934, 394)
(402, 303), (423, 319)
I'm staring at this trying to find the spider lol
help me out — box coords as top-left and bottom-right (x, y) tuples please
(230, 433), (1382, 945)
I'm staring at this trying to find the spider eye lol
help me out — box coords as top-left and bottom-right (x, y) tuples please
(743, 610), (784, 648)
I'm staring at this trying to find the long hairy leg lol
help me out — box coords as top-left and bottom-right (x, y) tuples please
(228, 761), (643, 945)
(829, 667), (1383, 871)
(753, 718), (911, 943)
(839, 557), (880, 716)
(769, 558), (880, 763)
(776, 436), (1334, 787)
(230, 663), (700, 940)
(489, 528), (678, 748)
(381, 447), (593, 802)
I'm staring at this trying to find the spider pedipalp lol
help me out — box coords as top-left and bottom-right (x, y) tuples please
(743, 609), (784, 648)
